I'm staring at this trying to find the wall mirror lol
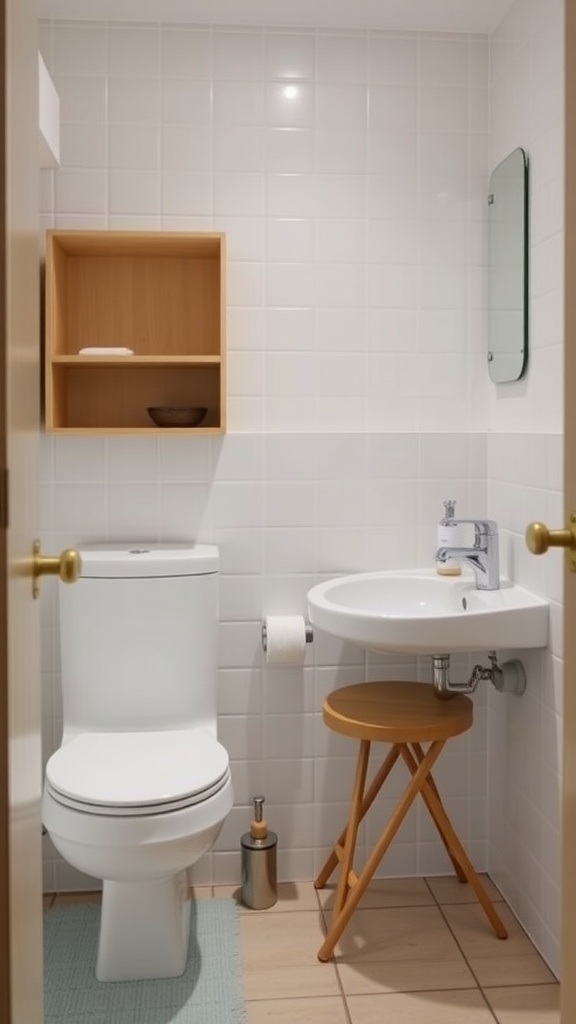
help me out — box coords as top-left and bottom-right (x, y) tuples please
(487, 147), (529, 383)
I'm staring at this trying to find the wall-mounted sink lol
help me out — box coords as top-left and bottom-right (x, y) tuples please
(307, 568), (549, 655)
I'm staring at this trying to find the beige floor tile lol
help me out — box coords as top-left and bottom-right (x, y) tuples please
(484, 984), (560, 1023)
(337, 957), (476, 995)
(471, 953), (557, 988)
(442, 901), (539, 956)
(333, 905), (466, 965)
(441, 903), (557, 987)
(241, 909), (326, 969)
(240, 908), (341, 1000)
(242, 963), (341, 1002)
(246, 995), (349, 1023)
(346, 988), (498, 1023)
(426, 873), (503, 905)
(318, 877), (434, 912)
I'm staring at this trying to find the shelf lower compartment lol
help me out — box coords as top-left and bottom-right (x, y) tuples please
(48, 363), (223, 431)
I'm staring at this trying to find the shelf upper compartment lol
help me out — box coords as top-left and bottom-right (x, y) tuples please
(46, 229), (225, 358)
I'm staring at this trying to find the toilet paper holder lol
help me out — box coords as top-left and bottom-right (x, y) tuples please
(261, 619), (313, 653)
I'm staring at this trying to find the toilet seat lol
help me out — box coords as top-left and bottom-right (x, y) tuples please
(45, 729), (230, 817)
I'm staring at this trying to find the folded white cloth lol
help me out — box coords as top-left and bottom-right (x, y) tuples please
(79, 347), (134, 355)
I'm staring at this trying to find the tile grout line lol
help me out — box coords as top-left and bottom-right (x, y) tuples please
(313, 882), (355, 1024)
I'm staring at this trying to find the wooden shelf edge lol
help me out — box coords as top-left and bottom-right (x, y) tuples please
(44, 426), (225, 435)
(50, 355), (222, 366)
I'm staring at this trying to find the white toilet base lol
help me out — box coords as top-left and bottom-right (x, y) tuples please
(96, 871), (191, 982)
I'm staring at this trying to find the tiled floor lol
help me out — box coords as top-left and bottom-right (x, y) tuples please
(45, 876), (560, 1023)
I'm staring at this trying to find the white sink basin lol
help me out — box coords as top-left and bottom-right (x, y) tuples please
(307, 568), (549, 655)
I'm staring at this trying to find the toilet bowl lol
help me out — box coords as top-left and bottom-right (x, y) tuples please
(42, 544), (233, 982)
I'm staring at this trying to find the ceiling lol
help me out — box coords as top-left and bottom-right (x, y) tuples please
(38, 0), (517, 34)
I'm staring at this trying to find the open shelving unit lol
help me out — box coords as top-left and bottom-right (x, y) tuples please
(44, 229), (226, 433)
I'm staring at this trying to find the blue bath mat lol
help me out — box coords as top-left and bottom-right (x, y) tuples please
(43, 898), (248, 1024)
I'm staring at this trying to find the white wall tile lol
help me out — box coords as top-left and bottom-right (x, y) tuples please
(161, 124), (212, 172)
(316, 130), (366, 174)
(161, 171), (212, 216)
(109, 124), (159, 169)
(264, 127), (315, 173)
(108, 78), (160, 123)
(213, 126), (263, 172)
(212, 30), (264, 81)
(213, 171), (264, 216)
(314, 174), (365, 219)
(264, 32), (315, 81)
(55, 170), (106, 214)
(369, 84), (417, 131)
(420, 87), (469, 132)
(213, 81), (264, 126)
(265, 173), (316, 218)
(266, 217), (315, 262)
(53, 25), (107, 76)
(162, 79), (212, 124)
(265, 307), (315, 351)
(161, 28), (212, 79)
(316, 33), (367, 84)
(109, 26), (160, 78)
(419, 37), (469, 87)
(60, 123), (106, 169)
(366, 33), (415, 82)
(265, 82), (315, 128)
(109, 170), (158, 215)
(107, 482), (160, 539)
(367, 129), (417, 175)
(317, 308), (366, 351)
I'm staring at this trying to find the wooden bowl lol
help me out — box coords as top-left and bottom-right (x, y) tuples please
(147, 406), (208, 428)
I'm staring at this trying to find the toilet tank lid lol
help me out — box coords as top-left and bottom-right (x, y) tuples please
(76, 543), (219, 578)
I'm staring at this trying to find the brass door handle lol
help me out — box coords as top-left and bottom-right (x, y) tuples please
(32, 539), (81, 598)
(525, 516), (576, 569)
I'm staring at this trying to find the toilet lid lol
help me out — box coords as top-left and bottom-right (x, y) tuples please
(46, 730), (230, 815)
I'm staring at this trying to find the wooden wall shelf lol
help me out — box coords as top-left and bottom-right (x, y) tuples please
(44, 229), (226, 433)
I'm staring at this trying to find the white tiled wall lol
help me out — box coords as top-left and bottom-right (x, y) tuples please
(39, 22), (490, 433)
(38, 11), (564, 979)
(486, 0), (564, 976)
(488, 0), (564, 433)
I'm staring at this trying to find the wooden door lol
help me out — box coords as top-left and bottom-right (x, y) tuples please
(0, 0), (44, 1019)
(564, 5), (576, 1021)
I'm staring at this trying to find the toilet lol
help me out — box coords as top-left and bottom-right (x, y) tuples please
(42, 543), (233, 983)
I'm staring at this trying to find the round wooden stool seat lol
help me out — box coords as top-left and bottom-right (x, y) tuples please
(315, 678), (507, 961)
(323, 680), (472, 744)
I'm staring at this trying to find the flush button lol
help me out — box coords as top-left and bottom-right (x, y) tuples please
(128, 548), (150, 554)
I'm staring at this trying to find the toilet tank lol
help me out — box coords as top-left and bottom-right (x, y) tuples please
(58, 544), (219, 739)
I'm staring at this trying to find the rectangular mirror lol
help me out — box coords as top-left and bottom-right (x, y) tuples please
(487, 147), (529, 383)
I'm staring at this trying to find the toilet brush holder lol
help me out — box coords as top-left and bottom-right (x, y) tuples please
(241, 796), (277, 909)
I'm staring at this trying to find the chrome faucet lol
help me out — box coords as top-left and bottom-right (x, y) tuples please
(435, 519), (500, 591)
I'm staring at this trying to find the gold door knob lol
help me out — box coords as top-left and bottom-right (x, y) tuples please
(32, 539), (81, 598)
(525, 516), (576, 569)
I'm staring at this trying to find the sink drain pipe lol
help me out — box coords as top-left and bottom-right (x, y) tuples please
(432, 651), (526, 700)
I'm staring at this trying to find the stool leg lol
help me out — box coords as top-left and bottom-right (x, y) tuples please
(400, 745), (508, 940)
(410, 742), (467, 884)
(332, 739), (370, 917)
(318, 740), (445, 962)
(314, 744), (400, 890)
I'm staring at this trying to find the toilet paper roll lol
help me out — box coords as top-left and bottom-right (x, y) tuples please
(264, 615), (307, 666)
